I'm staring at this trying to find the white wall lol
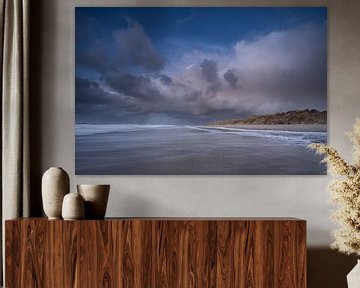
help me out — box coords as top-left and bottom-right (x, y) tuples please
(32, 0), (360, 247)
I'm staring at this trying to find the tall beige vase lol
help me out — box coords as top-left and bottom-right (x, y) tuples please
(77, 184), (110, 219)
(42, 167), (70, 219)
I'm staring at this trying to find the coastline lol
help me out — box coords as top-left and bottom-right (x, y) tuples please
(208, 123), (327, 132)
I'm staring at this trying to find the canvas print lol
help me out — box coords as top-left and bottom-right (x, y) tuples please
(75, 7), (327, 175)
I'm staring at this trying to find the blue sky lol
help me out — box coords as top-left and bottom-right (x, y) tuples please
(76, 7), (327, 124)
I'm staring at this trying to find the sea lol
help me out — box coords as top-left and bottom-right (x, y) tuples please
(75, 124), (327, 175)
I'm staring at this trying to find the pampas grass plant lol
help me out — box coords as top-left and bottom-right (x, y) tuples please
(309, 118), (360, 256)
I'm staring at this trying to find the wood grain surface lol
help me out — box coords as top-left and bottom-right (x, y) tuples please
(5, 218), (306, 287)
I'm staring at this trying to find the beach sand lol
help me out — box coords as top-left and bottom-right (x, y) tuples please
(76, 124), (327, 175)
(210, 124), (327, 132)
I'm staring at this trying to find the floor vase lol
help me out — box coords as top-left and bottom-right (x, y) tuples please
(347, 260), (360, 288)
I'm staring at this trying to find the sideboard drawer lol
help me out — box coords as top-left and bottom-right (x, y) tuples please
(5, 218), (306, 287)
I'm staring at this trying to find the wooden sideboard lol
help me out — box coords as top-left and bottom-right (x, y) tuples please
(5, 218), (306, 287)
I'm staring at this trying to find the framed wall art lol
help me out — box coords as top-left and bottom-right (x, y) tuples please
(75, 7), (327, 175)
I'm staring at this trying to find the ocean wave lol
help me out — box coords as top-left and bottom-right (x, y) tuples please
(75, 124), (179, 136)
(191, 126), (326, 145)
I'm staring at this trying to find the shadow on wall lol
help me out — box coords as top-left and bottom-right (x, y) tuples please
(308, 248), (357, 288)
(29, 0), (46, 216)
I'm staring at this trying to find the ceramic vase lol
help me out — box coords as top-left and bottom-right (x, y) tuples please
(62, 192), (85, 220)
(77, 184), (110, 219)
(347, 259), (360, 288)
(42, 167), (70, 219)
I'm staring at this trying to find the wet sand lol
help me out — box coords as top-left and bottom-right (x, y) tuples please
(76, 124), (327, 175)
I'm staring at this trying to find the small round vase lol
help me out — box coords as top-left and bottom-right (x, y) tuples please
(77, 184), (110, 219)
(42, 167), (70, 219)
(62, 192), (85, 220)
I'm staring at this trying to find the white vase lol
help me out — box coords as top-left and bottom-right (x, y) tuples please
(77, 184), (110, 219)
(62, 192), (85, 220)
(347, 260), (360, 288)
(42, 167), (70, 219)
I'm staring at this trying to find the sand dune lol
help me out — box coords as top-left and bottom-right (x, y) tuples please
(210, 109), (327, 126)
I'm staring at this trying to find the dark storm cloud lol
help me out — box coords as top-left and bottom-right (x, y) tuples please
(105, 73), (163, 102)
(200, 59), (218, 83)
(77, 44), (103, 72)
(76, 76), (137, 112)
(113, 19), (165, 72)
(77, 18), (165, 74)
(159, 74), (172, 85)
(76, 77), (120, 123)
(76, 77), (109, 105)
(76, 76), (165, 123)
(76, 22), (327, 124)
(224, 69), (239, 88)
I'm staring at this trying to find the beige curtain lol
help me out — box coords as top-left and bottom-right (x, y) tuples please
(0, 0), (30, 284)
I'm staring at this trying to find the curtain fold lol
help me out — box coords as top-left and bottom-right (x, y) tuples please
(0, 0), (30, 284)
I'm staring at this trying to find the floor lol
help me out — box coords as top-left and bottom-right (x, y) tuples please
(308, 248), (357, 287)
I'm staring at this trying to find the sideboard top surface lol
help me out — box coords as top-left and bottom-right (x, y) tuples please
(6, 217), (305, 222)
